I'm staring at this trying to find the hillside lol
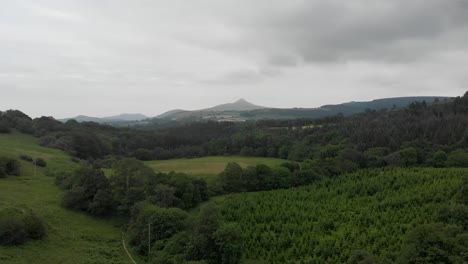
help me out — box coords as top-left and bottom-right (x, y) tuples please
(204, 98), (266, 111)
(0, 133), (137, 264)
(60, 113), (148, 123)
(212, 168), (467, 263)
(156, 96), (449, 121)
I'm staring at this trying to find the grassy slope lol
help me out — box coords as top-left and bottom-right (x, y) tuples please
(145, 156), (286, 179)
(0, 133), (137, 264)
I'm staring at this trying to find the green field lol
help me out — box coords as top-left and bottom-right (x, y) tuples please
(0, 133), (138, 264)
(145, 156), (286, 178)
(213, 168), (466, 263)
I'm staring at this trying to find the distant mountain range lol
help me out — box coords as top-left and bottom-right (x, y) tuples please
(61, 96), (450, 124)
(155, 96), (450, 122)
(60, 113), (148, 123)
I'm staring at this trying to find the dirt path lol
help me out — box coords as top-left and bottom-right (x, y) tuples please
(122, 232), (137, 264)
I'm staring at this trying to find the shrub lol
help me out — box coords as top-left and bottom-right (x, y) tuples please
(134, 148), (154, 161)
(0, 157), (21, 177)
(0, 120), (10, 133)
(0, 207), (46, 245)
(6, 158), (21, 176)
(0, 158), (7, 178)
(19, 154), (33, 162)
(446, 149), (468, 167)
(34, 158), (47, 167)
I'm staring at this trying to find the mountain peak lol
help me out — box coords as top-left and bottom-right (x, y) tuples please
(234, 98), (248, 104)
(203, 98), (265, 112)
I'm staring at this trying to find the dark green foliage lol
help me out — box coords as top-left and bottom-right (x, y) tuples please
(134, 148), (154, 161)
(127, 204), (188, 255)
(63, 186), (88, 211)
(97, 159), (208, 215)
(0, 156), (21, 177)
(446, 149), (468, 167)
(431, 150), (448, 168)
(240, 147), (255, 156)
(34, 158), (47, 167)
(32, 116), (63, 136)
(287, 143), (309, 161)
(213, 223), (243, 264)
(348, 250), (376, 264)
(6, 159), (20, 176)
(279, 161), (300, 172)
(218, 162), (321, 194)
(185, 204), (222, 262)
(220, 162), (244, 193)
(0, 119), (10, 133)
(0, 161), (5, 178)
(398, 147), (420, 166)
(62, 167), (114, 216)
(0, 110), (33, 134)
(0, 207), (46, 245)
(152, 204), (244, 264)
(88, 189), (114, 216)
(70, 131), (108, 159)
(398, 224), (467, 264)
(215, 168), (467, 263)
(19, 154), (33, 162)
(151, 184), (178, 208)
(435, 204), (468, 230)
(456, 177), (468, 205)
(109, 158), (152, 214)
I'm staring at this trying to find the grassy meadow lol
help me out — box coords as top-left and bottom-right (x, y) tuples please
(145, 156), (286, 178)
(0, 133), (139, 264)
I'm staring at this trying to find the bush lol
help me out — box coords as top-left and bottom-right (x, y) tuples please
(34, 158), (47, 167)
(213, 223), (244, 264)
(19, 154), (33, 162)
(446, 149), (468, 167)
(0, 207), (46, 245)
(0, 158), (6, 178)
(0, 157), (21, 177)
(134, 148), (154, 161)
(0, 121), (10, 133)
(6, 158), (21, 176)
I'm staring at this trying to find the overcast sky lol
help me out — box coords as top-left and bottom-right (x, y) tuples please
(1, 0), (467, 118)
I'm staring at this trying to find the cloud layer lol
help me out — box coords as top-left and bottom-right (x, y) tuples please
(1, 0), (467, 118)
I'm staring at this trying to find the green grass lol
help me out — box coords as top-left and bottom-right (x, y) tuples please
(0, 133), (139, 264)
(145, 156), (286, 179)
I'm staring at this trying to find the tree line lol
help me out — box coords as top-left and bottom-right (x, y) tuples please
(55, 159), (245, 263)
(2, 92), (468, 172)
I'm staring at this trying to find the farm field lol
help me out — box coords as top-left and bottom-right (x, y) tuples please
(145, 156), (286, 178)
(0, 133), (138, 264)
(212, 168), (467, 263)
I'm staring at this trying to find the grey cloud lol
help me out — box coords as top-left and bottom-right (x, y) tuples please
(207, 0), (468, 64)
(0, 0), (467, 118)
(200, 69), (266, 85)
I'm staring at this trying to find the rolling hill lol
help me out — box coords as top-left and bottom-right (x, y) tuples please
(60, 113), (148, 123)
(155, 96), (450, 121)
